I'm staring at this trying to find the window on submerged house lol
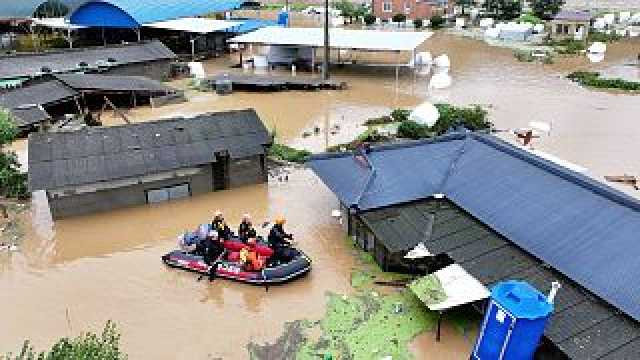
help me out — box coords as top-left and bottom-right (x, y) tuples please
(383, 2), (393, 12)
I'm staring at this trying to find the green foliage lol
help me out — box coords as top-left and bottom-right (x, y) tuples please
(518, 12), (543, 24)
(6, 321), (127, 360)
(529, 0), (565, 20)
(397, 121), (431, 139)
(413, 18), (424, 29)
(392, 13), (407, 23)
(390, 109), (410, 122)
(269, 143), (311, 164)
(483, 0), (522, 20)
(0, 109), (28, 199)
(430, 15), (445, 29)
(364, 13), (376, 26)
(456, 0), (474, 15)
(549, 39), (586, 54)
(356, 128), (389, 143)
(514, 50), (534, 62)
(587, 32), (622, 43)
(432, 103), (491, 135)
(567, 71), (640, 91)
(363, 115), (393, 126)
(335, 0), (356, 21)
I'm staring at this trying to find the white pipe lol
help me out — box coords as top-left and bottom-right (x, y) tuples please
(547, 281), (561, 304)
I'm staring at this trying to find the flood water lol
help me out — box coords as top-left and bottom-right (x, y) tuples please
(2, 32), (640, 359)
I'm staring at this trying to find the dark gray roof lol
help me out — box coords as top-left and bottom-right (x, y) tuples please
(309, 133), (640, 324)
(9, 105), (51, 128)
(54, 73), (174, 93)
(361, 198), (640, 359)
(0, 41), (176, 80)
(0, 80), (78, 128)
(554, 10), (592, 22)
(0, 81), (78, 109)
(28, 109), (271, 191)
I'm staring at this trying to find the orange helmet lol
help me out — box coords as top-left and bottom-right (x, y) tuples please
(275, 216), (286, 225)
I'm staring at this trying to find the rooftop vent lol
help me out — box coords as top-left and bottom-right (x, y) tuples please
(40, 66), (52, 73)
(175, 126), (185, 131)
(77, 61), (89, 68)
(107, 57), (117, 63)
(130, 145), (141, 151)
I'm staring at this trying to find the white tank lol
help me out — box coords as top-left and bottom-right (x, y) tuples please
(429, 73), (452, 89)
(409, 102), (440, 127)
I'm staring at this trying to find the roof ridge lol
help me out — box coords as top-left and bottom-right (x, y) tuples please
(0, 40), (165, 60)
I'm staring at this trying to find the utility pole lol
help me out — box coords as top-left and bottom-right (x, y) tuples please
(323, 0), (330, 80)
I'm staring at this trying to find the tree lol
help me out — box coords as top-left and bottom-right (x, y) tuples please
(484, 0), (522, 20)
(529, 0), (565, 20)
(364, 13), (376, 26)
(392, 13), (407, 23)
(430, 15), (446, 29)
(0, 109), (28, 199)
(335, 0), (356, 23)
(414, 18), (424, 29)
(456, 0), (474, 16)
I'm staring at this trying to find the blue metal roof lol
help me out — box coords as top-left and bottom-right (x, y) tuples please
(308, 133), (640, 322)
(69, 0), (243, 28)
(229, 18), (280, 34)
(0, 0), (84, 20)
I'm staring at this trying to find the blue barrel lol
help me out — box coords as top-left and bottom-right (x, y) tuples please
(277, 11), (289, 26)
(472, 280), (553, 360)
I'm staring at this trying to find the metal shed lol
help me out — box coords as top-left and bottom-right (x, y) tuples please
(28, 108), (271, 218)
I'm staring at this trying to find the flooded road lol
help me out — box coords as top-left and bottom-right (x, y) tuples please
(2, 32), (640, 359)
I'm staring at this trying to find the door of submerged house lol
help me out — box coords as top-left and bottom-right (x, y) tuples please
(213, 151), (230, 191)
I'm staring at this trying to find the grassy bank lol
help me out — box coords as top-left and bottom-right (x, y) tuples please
(567, 71), (640, 92)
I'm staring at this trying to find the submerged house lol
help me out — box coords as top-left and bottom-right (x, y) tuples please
(28, 109), (271, 218)
(550, 10), (592, 41)
(309, 133), (640, 359)
(0, 40), (176, 87)
(1, 73), (180, 133)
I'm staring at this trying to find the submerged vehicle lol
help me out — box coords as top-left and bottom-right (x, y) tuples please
(162, 228), (311, 285)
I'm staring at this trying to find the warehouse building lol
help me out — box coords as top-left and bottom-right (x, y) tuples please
(0, 40), (176, 86)
(28, 109), (271, 218)
(309, 132), (640, 359)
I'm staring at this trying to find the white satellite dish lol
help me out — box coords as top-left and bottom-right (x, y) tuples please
(409, 102), (439, 127)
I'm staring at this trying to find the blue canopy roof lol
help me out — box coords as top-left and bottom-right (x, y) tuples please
(69, 0), (244, 28)
(309, 133), (640, 323)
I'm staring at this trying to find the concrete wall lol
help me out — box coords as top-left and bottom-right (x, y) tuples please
(105, 59), (172, 81)
(48, 165), (213, 218)
(228, 154), (267, 188)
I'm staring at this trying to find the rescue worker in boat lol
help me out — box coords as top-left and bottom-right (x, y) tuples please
(211, 210), (232, 240)
(239, 237), (265, 271)
(238, 213), (257, 243)
(203, 231), (225, 281)
(268, 216), (293, 262)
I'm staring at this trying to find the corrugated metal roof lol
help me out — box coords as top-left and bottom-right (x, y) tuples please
(9, 106), (51, 128)
(0, 80), (78, 128)
(360, 198), (640, 359)
(69, 0), (244, 27)
(54, 73), (173, 92)
(28, 109), (270, 190)
(0, 41), (175, 80)
(309, 132), (640, 324)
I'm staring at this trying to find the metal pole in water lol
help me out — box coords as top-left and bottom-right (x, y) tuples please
(323, 0), (330, 80)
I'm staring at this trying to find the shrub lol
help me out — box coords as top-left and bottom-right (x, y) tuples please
(430, 15), (445, 29)
(432, 103), (491, 135)
(268, 143), (311, 163)
(364, 13), (376, 26)
(587, 32), (622, 43)
(514, 50), (534, 62)
(363, 115), (393, 126)
(397, 121), (430, 139)
(390, 109), (411, 122)
(392, 13), (407, 23)
(0, 109), (28, 199)
(414, 18), (424, 29)
(6, 321), (126, 360)
(567, 71), (640, 91)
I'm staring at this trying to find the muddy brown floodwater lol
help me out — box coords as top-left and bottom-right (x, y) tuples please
(2, 32), (640, 359)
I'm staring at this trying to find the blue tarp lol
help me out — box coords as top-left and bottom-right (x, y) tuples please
(308, 133), (640, 323)
(229, 18), (279, 34)
(69, 0), (244, 28)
